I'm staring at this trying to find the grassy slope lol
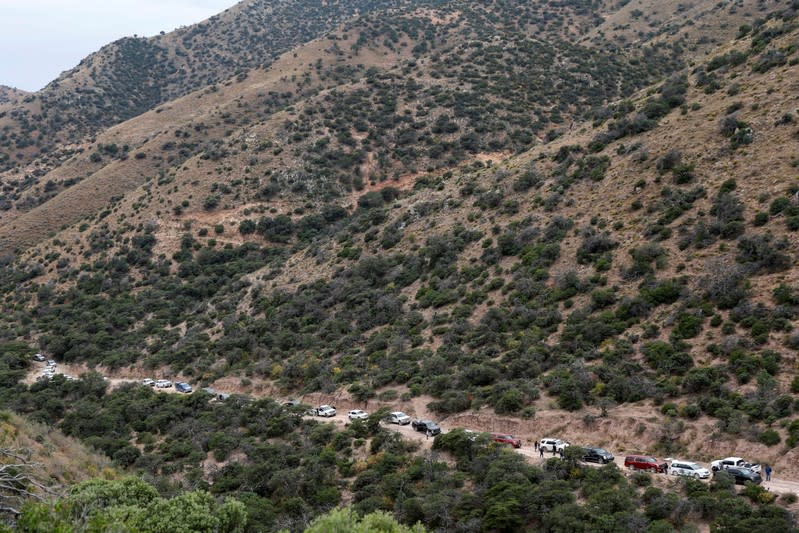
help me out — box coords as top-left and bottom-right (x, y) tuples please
(0, 410), (112, 498)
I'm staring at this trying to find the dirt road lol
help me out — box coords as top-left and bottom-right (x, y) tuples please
(24, 362), (799, 497)
(308, 411), (799, 497)
(25, 361), (182, 394)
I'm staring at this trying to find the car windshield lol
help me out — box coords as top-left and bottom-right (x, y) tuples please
(594, 448), (608, 454)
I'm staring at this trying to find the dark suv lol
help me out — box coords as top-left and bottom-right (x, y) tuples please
(583, 447), (614, 464)
(720, 467), (762, 485)
(624, 455), (667, 473)
(411, 420), (441, 436)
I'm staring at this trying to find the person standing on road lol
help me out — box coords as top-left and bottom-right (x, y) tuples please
(539, 446), (544, 458)
(534, 441), (539, 452)
(765, 465), (772, 481)
(559, 448), (564, 459)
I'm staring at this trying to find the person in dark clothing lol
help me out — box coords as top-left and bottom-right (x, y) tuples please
(765, 465), (772, 481)
(534, 441), (539, 452)
(559, 448), (564, 458)
(539, 447), (544, 458)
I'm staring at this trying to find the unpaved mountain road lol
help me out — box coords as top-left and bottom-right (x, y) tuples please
(310, 411), (799, 497)
(24, 362), (799, 498)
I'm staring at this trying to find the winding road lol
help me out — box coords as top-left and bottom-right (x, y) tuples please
(310, 410), (799, 497)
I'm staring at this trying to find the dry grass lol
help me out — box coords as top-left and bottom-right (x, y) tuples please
(0, 410), (113, 492)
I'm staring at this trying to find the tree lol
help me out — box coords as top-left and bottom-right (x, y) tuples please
(15, 477), (246, 533)
(303, 507), (427, 532)
(0, 445), (57, 518)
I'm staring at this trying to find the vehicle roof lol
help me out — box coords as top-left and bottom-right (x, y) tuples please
(391, 411), (407, 415)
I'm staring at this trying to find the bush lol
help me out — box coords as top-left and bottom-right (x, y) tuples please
(238, 219), (256, 235)
(672, 312), (703, 340)
(752, 212), (769, 226)
(758, 429), (780, 446)
(737, 235), (791, 273)
(656, 149), (681, 172)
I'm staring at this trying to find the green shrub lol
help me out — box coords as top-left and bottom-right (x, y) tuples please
(758, 429), (781, 446)
(752, 212), (769, 226)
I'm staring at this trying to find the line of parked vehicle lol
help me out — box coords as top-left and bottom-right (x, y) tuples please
(33, 352), (193, 393)
(34, 355), (75, 382)
(305, 404), (768, 486)
(141, 378), (193, 393)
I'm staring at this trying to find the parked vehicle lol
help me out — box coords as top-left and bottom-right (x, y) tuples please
(348, 409), (369, 420)
(492, 433), (522, 448)
(155, 379), (173, 388)
(142, 378), (155, 386)
(32, 353), (45, 362)
(539, 438), (569, 452)
(411, 420), (441, 436)
(711, 457), (761, 473)
(582, 447), (614, 464)
(284, 399), (301, 407)
(624, 455), (667, 473)
(175, 382), (193, 393)
(310, 405), (336, 417)
(46, 360), (56, 367)
(718, 466), (762, 485)
(387, 412), (411, 425)
(669, 460), (710, 479)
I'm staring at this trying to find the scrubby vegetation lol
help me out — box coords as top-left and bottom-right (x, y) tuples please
(1, 0), (799, 530)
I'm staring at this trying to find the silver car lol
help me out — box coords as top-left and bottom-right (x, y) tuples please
(669, 460), (710, 479)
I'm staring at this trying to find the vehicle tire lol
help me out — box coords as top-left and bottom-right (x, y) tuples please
(694, 473), (700, 479)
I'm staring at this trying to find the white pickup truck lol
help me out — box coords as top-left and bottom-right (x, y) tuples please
(710, 457), (761, 473)
(310, 405), (337, 417)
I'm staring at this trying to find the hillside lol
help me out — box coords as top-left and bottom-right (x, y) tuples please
(0, 408), (112, 518)
(0, 0), (798, 530)
(0, 0), (781, 207)
(0, 0), (423, 173)
(0, 0), (686, 254)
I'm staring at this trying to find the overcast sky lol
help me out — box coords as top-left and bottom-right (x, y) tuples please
(0, 0), (238, 92)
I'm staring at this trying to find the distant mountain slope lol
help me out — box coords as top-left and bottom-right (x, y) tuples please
(0, 0), (682, 255)
(0, 0), (778, 175)
(0, 0), (424, 172)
